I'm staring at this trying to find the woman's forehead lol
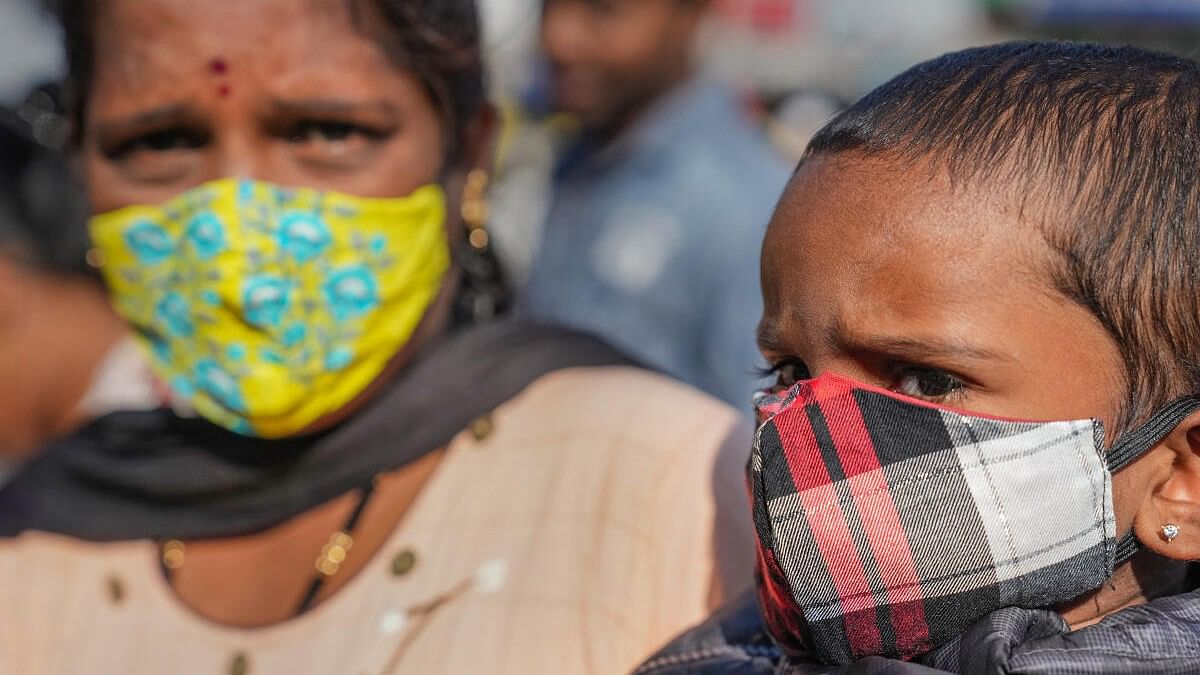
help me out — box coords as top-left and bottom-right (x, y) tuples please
(89, 0), (395, 103)
(93, 0), (351, 49)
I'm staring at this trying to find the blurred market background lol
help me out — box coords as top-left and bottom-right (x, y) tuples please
(9, 0), (1200, 137)
(4, 0), (1199, 339)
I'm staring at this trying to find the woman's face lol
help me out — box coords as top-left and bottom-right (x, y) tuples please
(757, 154), (1168, 537)
(82, 0), (446, 212)
(80, 0), (480, 434)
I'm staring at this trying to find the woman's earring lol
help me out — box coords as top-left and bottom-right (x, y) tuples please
(456, 169), (510, 324)
(1161, 523), (1181, 542)
(462, 169), (491, 252)
(85, 248), (106, 269)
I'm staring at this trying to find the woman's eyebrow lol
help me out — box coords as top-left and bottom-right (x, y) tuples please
(93, 103), (200, 144)
(268, 98), (401, 121)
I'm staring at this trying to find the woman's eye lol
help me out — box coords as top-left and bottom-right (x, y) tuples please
(287, 121), (370, 145)
(892, 366), (966, 400)
(102, 127), (209, 183)
(760, 359), (812, 390)
(108, 128), (208, 158)
(283, 120), (390, 167)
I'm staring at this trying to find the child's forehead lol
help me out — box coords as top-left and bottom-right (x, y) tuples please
(773, 154), (1048, 258)
(762, 154), (1065, 320)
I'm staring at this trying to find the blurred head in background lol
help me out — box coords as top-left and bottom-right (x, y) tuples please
(540, 0), (709, 134)
(54, 0), (505, 439)
(0, 93), (129, 460)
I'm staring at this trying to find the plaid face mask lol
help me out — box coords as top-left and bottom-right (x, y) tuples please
(749, 372), (1200, 665)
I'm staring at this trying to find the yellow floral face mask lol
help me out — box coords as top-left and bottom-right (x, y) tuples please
(89, 178), (450, 438)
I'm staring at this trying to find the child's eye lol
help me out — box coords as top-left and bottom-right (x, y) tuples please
(758, 359), (812, 391)
(891, 366), (966, 401)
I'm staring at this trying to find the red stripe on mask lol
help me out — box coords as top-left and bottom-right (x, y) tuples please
(815, 388), (932, 660)
(773, 398), (883, 656)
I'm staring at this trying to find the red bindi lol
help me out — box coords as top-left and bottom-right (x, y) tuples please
(208, 59), (228, 75)
(217, 84), (231, 98)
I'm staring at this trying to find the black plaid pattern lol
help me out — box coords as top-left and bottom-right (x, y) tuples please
(751, 374), (1118, 665)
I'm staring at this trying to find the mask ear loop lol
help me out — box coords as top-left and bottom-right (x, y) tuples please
(1105, 397), (1200, 473)
(1104, 396), (1200, 565)
(1114, 530), (1140, 565)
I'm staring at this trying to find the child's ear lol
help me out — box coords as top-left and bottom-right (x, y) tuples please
(1134, 409), (1200, 560)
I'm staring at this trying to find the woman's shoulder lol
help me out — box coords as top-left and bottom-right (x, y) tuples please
(438, 362), (750, 547)
(531, 364), (735, 404)
(0, 530), (146, 570)
(0, 532), (151, 640)
(386, 367), (753, 674)
(510, 365), (743, 446)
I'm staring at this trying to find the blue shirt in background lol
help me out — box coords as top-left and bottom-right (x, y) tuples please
(521, 78), (791, 410)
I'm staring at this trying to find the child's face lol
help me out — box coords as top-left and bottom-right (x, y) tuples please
(758, 154), (1159, 531)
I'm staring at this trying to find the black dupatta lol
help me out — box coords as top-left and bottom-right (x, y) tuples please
(0, 320), (632, 541)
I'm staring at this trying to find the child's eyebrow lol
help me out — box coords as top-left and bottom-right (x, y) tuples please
(841, 333), (1011, 363)
(756, 321), (788, 353)
(756, 314), (1012, 364)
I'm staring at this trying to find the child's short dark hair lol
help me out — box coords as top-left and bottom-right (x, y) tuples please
(804, 41), (1200, 432)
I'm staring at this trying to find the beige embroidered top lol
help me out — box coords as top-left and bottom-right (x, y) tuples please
(0, 367), (753, 675)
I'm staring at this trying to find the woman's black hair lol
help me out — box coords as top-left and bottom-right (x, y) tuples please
(802, 41), (1200, 433)
(46, 0), (487, 162)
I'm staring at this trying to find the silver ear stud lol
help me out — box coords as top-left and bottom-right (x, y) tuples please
(1161, 523), (1181, 542)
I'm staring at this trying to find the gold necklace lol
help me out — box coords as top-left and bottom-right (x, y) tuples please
(159, 481), (378, 615)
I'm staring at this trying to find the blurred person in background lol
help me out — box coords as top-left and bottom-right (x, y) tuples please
(0, 1), (753, 673)
(0, 96), (155, 472)
(521, 0), (790, 409)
